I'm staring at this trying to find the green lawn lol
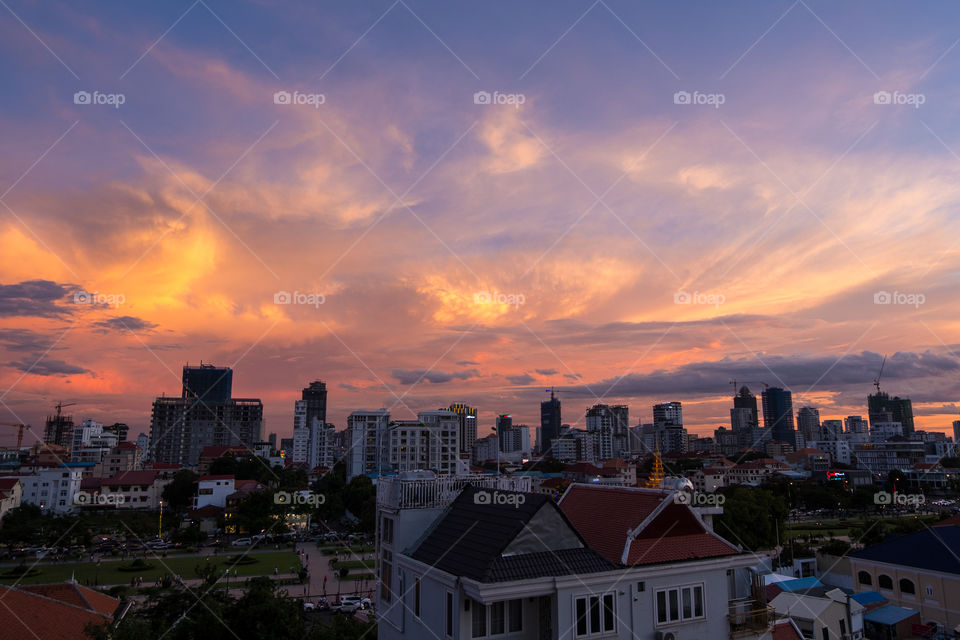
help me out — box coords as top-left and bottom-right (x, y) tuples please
(331, 560), (376, 571)
(0, 550), (300, 586)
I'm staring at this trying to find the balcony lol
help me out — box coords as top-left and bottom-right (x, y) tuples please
(728, 598), (775, 639)
(376, 474), (532, 510)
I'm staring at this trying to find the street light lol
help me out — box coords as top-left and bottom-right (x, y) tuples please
(158, 500), (163, 539)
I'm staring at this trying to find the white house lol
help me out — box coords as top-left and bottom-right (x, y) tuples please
(3, 466), (84, 513)
(195, 475), (236, 509)
(376, 476), (775, 640)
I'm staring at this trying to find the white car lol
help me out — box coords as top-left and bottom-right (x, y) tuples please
(230, 537), (252, 547)
(303, 602), (315, 611)
(334, 602), (360, 614)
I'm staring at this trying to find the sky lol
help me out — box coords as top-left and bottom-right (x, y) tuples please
(1, 0), (960, 445)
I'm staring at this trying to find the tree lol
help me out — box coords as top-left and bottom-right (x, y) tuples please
(344, 475), (375, 533)
(172, 524), (206, 546)
(234, 490), (285, 535)
(714, 486), (788, 551)
(162, 470), (199, 512)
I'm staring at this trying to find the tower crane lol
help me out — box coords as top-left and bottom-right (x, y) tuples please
(0, 423), (29, 448)
(873, 355), (887, 394)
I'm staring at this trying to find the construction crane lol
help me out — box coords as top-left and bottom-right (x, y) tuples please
(0, 422), (29, 448)
(729, 380), (770, 393)
(545, 388), (563, 399)
(873, 355), (887, 394)
(53, 401), (76, 419)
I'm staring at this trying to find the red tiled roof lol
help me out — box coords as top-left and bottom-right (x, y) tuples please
(560, 485), (739, 566)
(21, 583), (120, 616)
(114, 441), (139, 450)
(0, 478), (20, 490)
(0, 583), (117, 639)
(101, 470), (158, 487)
(540, 477), (566, 488)
(80, 477), (103, 490)
(773, 620), (804, 640)
(563, 462), (602, 475)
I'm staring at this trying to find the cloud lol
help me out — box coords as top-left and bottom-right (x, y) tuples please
(10, 358), (91, 376)
(339, 382), (360, 392)
(506, 373), (536, 385)
(92, 316), (158, 333)
(391, 368), (481, 385)
(0, 280), (73, 317)
(0, 328), (61, 352)
(535, 368), (557, 376)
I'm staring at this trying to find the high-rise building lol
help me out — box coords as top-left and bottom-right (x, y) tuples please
(501, 424), (530, 455)
(796, 407), (821, 442)
(346, 409), (390, 481)
(43, 413), (74, 449)
(845, 415), (869, 434)
(495, 414), (512, 451)
(104, 423), (129, 442)
(761, 387), (796, 448)
(149, 364), (262, 466)
(584, 404), (630, 460)
(819, 419), (843, 441)
(867, 392), (915, 437)
(652, 402), (686, 454)
(540, 391), (562, 456)
(953, 420), (960, 444)
(292, 381), (335, 469)
(382, 410), (459, 476)
(181, 363), (232, 403)
(447, 403), (478, 454)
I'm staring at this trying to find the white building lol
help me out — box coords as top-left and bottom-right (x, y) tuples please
(376, 477), (774, 640)
(292, 403), (337, 470)
(195, 474), (236, 509)
(71, 419), (104, 451)
(346, 409), (390, 482)
(808, 439), (852, 466)
(870, 422), (903, 442)
(473, 435), (499, 463)
(500, 424), (531, 456)
(4, 466), (84, 513)
(384, 411), (459, 476)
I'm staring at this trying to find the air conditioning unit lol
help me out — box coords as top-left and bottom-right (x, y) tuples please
(656, 631), (678, 640)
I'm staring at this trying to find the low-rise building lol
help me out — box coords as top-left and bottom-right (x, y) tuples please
(0, 477), (22, 519)
(195, 474), (236, 509)
(849, 523), (960, 630)
(376, 476), (775, 640)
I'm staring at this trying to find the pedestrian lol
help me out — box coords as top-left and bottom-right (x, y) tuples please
(274, 567), (278, 575)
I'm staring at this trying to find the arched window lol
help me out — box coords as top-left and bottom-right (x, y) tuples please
(899, 579), (915, 595)
(878, 574), (893, 590)
(858, 571), (872, 586)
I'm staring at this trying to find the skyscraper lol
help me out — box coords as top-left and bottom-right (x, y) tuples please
(845, 415), (869, 434)
(293, 381), (333, 468)
(652, 402), (686, 454)
(181, 363), (232, 403)
(762, 387), (796, 448)
(796, 407), (821, 443)
(954, 420), (960, 444)
(447, 403), (478, 454)
(346, 409), (390, 481)
(540, 391), (562, 456)
(495, 414), (512, 451)
(867, 392), (915, 437)
(149, 364), (262, 466)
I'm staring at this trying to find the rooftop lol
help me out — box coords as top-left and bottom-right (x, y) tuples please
(849, 525), (960, 575)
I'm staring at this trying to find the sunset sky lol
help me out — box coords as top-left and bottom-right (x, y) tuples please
(2, 0), (959, 445)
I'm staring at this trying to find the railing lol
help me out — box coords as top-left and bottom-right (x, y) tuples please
(727, 599), (774, 638)
(377, 474), (532, 509)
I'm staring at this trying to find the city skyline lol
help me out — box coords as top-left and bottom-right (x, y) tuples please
(3, 2), (960, 442)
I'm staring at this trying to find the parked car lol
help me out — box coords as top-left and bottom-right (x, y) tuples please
(334, 602), (360, 614)
(360, 598), (372, 610)
(303, 602), (315, 611)
(231, 537), (252, 547)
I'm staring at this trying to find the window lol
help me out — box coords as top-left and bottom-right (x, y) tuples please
(656, 585), (704, 625)
(491, 602), (505, 635)
(508, 600), (522, 633)
(858, 571), (872, 586)
(414, 578), (421, 618)
(380, 550), (392, 603)
(381, 516), (394, 545)
(926, 585), (934, 597)
(574, 593), (616, 637)
(899, 578), (915, 595)
(878, 574), (893, 590)
(472, 601), (487, 638)
(446, 592), (454, 637)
